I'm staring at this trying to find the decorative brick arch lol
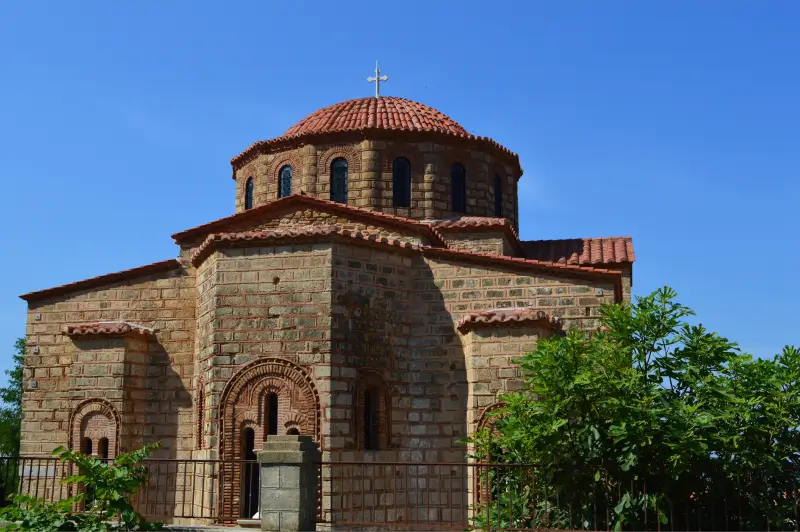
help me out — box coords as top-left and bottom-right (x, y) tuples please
(266, 152), (304, 198)
(219, 358), (321, 459)
(317, 144), (362, 176)
(475, 401), (506, 434)
(353, 370), (392, 450)
(69, 399), (120, 458)
(195, 376), (205, 450)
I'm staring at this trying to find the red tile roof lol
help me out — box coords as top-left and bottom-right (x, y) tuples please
(522, 237), (634, 266)
(62, 322), (154, 337)
(457, 309), (562, 333)
(191, 227), (419, 266)
(283, 97), (469, 137)
(230, 97), (521, 176)
(429, 217), (524, 255)
(20, 259), (182, 303)
(172, 193), (446, 247)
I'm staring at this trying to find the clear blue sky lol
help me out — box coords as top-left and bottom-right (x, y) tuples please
(1, 1), (797, 382)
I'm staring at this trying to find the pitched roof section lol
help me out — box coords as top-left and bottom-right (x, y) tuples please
(20, 259), (182, 303)
(191, 227), (418, 266)
(62, 322), (154, 337)
(522, 237), (634, 266)
(457, 309), (562, 333)
(172, 193), (446, 247)
(429, 216), (524, 255)
(230, 97), (521, 175)
(283, 97), (469, 137)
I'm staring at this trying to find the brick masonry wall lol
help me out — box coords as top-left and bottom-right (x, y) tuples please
(22, 267), (196, 458)
(439, 231), (511, 256)
(234, 137), (520, 230)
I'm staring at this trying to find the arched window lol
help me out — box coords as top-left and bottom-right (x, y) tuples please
(363, 389), (380, 451)
(330, 158), (348, 204)
(278, 166), (292, 198)
(82, 437), (93, 456)
(451, 163), (466, 213)
(244, 177), (254, 210)
(493, 174), (503, 218)
(241, 427), (259, 518)
(286, 428), (300, 436)
(98, 438), (109, 460)
(392, 158), (411, 208)
(267, 393), (279, 436)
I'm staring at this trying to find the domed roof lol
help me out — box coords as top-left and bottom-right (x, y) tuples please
(281, 96), (469, 138)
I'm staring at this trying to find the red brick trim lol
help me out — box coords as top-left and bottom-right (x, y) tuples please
(266, 152), (303, 198)
(457, 310), (562, 334)
(20, 259), (182, 303)
(61, 322), (154, 337)
(317, 145), (362, 176)
(69, 398), (120, 457)
(172, 193), (446, 246)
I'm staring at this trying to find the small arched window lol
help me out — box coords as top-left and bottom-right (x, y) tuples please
(363, 389), (381, 451)
(278, 166), (292, 198)
(286, 428), (300, 436)
(493, 174), (503, 218)
(392, 157), (411, 208)
(267, 393), (279, 436)
(330, 158), (348, 204)
(244, 177), (254, 210)
(98, 438), (109, 460)
(82, 437), (93, 456)
(451, 163), (466, 213)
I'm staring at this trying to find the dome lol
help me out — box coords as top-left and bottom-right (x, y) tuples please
(281, 96), (469, 138)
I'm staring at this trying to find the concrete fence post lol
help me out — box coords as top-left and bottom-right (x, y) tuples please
(257, 435), (320, 532)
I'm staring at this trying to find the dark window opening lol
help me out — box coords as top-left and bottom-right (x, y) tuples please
(241, 427), (259, 518)
(98, 438), (109, 460)
(286, 428), (300, 435)
(363, 389), (381, 451)
(451, 163), (466, 213)
(244, 177), (254, 210)
(278, 166), (292, 198)
(267, 393), (278, 436)
(493, 174), (502, 218)
(82, 438), (93, 456)
(330, 158), (348, 204)
(392, 158), (411, 208)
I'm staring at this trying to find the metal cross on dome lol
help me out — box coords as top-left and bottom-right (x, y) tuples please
(367, 61), (388, 98)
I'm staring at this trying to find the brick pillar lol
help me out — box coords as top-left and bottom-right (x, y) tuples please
(258, 435), (320, 532)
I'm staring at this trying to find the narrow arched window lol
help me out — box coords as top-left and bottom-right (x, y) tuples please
(241, 427), (259, 518)
(451, 163), (466, 213)
(493, 174), (503, 218)
(330, 158), (348, 204)
(244, 177), (254, 210)
(392, 157), (411, 208)
(98, 438), (109, 460)
(82, 437), (93, 456)
(278, 166), (292, 198)
(286, 428), (300, 436)
(363, 389), (381, 450)
(267, 393), (278, 436)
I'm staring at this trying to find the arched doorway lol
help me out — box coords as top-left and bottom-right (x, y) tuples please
(218, 358), (321, 519)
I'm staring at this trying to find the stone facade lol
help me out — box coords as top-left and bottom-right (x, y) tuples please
(19, 96), (634, 525)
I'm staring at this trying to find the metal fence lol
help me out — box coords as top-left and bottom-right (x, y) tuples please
(3, 456), (800, 530)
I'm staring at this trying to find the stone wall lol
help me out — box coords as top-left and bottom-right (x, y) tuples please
(22, 266), (196, 458)
(439, 231), (513, 256)
(234, 137), (520, 229)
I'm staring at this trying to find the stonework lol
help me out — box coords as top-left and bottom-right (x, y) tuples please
(19, 95), (634, 525)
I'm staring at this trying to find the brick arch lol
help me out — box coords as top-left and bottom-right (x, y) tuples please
(195, 376), (205, 450)
(353, 370), (392, 451)
(69, 399), (120, 457)
(317, 144), (362, 176)
(266, 152), (304, 198)
(219, 357), (321, 460)
(475, 401), (506, 434)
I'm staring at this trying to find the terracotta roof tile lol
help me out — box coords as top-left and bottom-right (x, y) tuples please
(230, 97), (521, 175)
(20, 259), (182, 303)
(191, 227), (418, 266)
(62, 322), (154, 337)
(457, 309), (562, 333)
(173, 193), (446, 247)
(521, 237), (634, 266)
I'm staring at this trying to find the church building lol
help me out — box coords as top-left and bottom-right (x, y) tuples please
(19, 83), (634, 522)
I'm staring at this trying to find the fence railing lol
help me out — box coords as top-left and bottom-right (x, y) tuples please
(2, 456), (799, 530)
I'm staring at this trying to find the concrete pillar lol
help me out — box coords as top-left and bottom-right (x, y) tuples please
(258, 435), (320, 532)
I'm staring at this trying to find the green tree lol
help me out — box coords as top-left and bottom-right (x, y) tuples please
(0, 442), (163, 531)
(468, 287), (800, 531)
(0, 339), (24, 457)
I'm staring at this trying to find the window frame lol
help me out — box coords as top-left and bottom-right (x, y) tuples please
(278, 165), (293, 198)
(330, 158), (349, 204)
(244, 177), (254, 210)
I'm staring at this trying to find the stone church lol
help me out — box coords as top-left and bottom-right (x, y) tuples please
(20, 91), (633, 522)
